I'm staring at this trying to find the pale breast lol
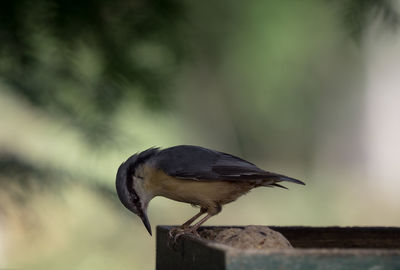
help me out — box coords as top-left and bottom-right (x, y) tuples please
(142, 165), (255, 212)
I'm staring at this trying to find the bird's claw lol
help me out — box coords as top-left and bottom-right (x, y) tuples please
(167, 227), (200, 250)
(169, 227), (200, 240)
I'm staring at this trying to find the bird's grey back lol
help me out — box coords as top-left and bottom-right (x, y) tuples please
(151, 145), (268, 181)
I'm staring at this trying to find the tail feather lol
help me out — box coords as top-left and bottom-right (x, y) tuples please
(271, 183), (288, 189)
(278, 175), (305, 185)
(262, 174), (305, 188)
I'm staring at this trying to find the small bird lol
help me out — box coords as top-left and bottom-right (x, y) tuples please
(116, 145), (304, 237)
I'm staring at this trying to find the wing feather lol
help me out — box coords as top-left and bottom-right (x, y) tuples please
(153, 145), (304, 185)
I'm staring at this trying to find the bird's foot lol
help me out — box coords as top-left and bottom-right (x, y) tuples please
(167, 227), (200, 249)
(169, 227), (200, 240)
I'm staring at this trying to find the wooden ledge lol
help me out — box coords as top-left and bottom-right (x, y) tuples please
(156, 226), (400, 270)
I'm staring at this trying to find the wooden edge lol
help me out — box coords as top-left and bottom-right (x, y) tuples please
(156, 226), (400, 270)
(157, 225), (400, 255)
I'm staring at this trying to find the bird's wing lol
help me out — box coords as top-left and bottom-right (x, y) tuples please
(154, 145), (304, 185)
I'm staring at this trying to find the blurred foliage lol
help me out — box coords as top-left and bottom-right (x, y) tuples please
(0, 0), (398, 142)
(341, 0), (399, 40)
(0, 0), (186, 141)
(1, 0), (400, 269)
(0, 152), (115, 207)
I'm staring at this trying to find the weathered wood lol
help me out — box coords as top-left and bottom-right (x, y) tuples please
(270, 226), (400, 248)
(156, 226), (400, 270)
(156, 227), (225, 270)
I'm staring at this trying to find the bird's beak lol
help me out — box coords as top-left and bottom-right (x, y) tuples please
(140, 210), (152, 236)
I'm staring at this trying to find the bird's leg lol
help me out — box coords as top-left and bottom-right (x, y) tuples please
(188, 213), (213, 234)
(168, 208), (206, 239)
(181, 208), (207, 228)
(169, 213), (214, 243)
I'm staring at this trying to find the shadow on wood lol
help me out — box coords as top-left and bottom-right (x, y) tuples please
(156, 226), (400, 270)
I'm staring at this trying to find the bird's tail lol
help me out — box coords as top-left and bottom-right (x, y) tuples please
(277, 175), (305, 185)
(263, 174), (305, 189)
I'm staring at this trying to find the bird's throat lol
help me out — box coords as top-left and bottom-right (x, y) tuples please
(132, 176), (154, 209)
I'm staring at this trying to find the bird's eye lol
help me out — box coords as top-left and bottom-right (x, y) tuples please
(131, 192), (140, 204)
(134, 175), (144, 181)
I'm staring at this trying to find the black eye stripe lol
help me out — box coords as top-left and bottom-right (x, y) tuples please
(130, 186), (140, 202)
(123, 147), (159, 207)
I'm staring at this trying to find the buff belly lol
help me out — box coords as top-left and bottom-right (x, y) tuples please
(143, 166), (255, 215)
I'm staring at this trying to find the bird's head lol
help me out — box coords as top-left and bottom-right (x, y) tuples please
(115, 148), (159, 236)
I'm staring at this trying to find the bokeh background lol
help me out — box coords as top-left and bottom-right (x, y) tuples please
(1, 0), (400, 269)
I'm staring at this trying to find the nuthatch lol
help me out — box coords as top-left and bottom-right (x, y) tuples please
(116, 145), (304, 236)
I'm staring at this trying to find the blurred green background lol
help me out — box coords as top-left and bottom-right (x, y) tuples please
(1, 0), (400, 269)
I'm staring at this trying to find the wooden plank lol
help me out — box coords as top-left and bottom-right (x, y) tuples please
(227, 251), (400, 270)
(156, 226), (400, 270)
(270, 226), (400, 248)
(156, 226), (226, 270)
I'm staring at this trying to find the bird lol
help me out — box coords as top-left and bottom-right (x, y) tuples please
(115, 145), (305, 237)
